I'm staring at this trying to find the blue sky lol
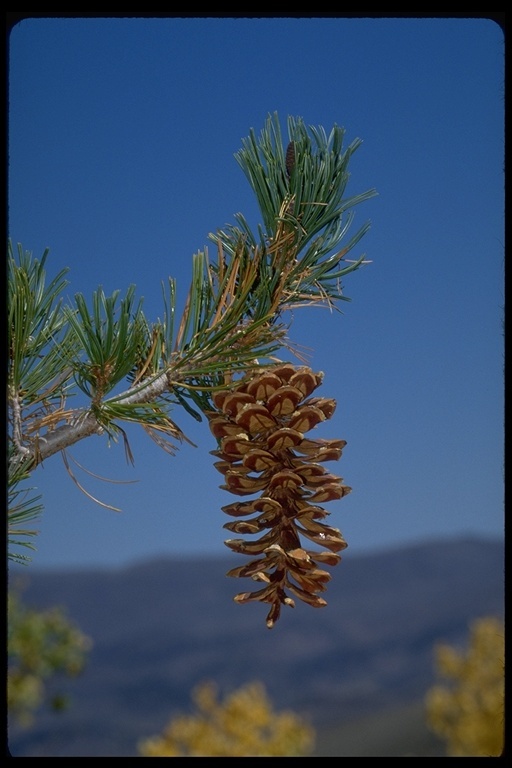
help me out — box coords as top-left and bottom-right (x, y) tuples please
(8, 16), (504, 570)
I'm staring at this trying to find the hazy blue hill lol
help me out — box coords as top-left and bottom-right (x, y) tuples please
(7, 536), (504, 757)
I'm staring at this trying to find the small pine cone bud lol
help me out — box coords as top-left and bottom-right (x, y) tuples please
(207, 364), (351, 628)
(285, 141), (296, 178)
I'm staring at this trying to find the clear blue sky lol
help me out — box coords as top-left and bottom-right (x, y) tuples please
(8, 16), (504, 570)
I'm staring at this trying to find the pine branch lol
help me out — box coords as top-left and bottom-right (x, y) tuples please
(8, 113), (375, 561)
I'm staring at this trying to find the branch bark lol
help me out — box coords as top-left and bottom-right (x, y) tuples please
(12, 369), (171, 470)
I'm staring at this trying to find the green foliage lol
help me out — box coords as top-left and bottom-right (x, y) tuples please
(238, 114), (375, 248)
(425, 616), (504, 756)
(8, 242), (76, 402)
(8, 589), (92, 727)
(7, 113), (375, 562)
(138, 680), (315, 757)
(6, 481), (41, 565)
(8, 241), (80, 556)
(64, 285), (146, 401)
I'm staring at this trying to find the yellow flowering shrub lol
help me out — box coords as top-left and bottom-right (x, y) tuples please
(138, 680), (315, 757)
(425, 616), (504, 756)
(8, 590), (92, 727)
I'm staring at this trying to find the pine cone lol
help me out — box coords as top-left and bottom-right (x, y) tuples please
(206, 363), (350, 628)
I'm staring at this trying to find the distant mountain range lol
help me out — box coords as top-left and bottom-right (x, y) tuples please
(7, 536), (504, 757)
